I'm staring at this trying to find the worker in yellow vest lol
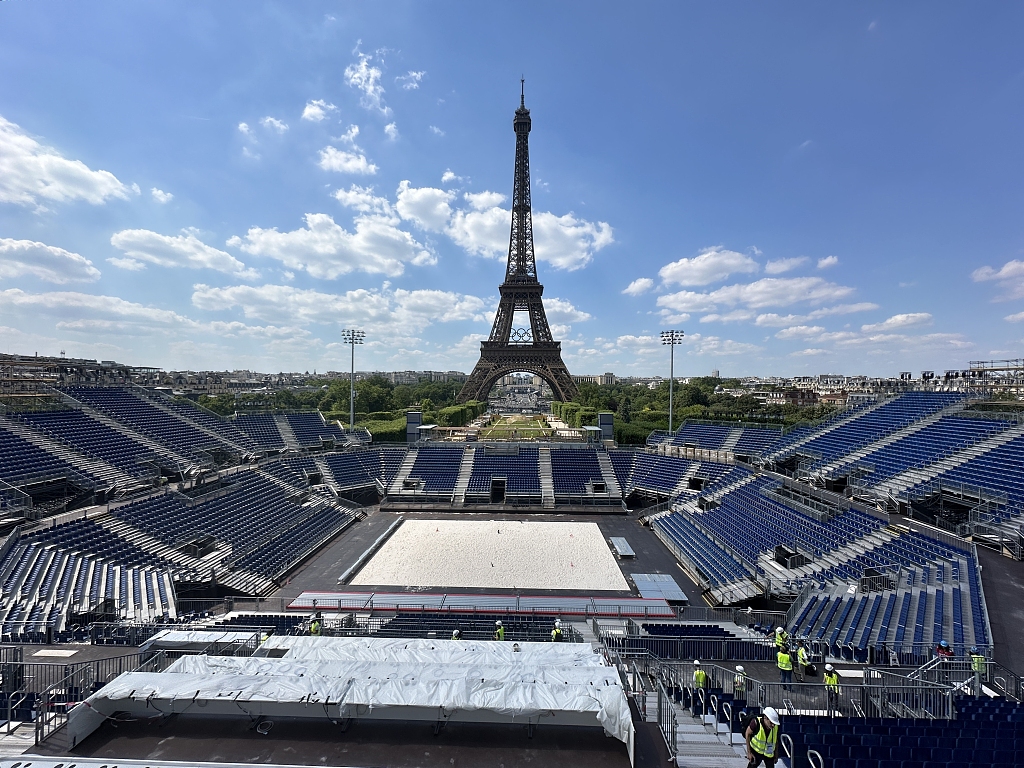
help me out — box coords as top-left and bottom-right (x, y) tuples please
(551, 619), (563, 642)
(970, 646), (987, 695)
(745, 706), (781, 768)
(494, 620), (505, 641)
(692, 659), (708, 689)
(823, 663), (840, 712)
(774, 626), (789, 648)
(777, 645), (793, 691)
(796, 641), (811, 682)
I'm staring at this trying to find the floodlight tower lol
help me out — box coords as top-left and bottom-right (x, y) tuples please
(661, 330), (685, 433)
(340, 329), (365, 432)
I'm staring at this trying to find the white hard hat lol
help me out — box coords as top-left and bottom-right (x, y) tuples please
(776, 626), (784, 633)
(735, 665), (745, 673)
(495, 620), (502, 626)
(693, 659), (701, 665)
(764, 706), (780, 725)
(555, 619), (562, 627)
(825, 663), (834, 672)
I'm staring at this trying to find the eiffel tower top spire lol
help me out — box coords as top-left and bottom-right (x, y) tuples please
(506, 81), (536, 284)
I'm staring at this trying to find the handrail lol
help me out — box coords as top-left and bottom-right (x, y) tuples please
(807, 748), (825, 768)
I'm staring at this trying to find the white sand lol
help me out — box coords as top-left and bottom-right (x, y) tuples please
(351, 519), (629, 591)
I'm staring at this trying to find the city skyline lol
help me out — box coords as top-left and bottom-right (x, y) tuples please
(1, 3), (1022, 377)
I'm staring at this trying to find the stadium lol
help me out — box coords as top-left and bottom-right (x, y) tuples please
(1, 69), (1023, 768)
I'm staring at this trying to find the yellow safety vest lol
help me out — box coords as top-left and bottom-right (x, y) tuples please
(971, 653), (986, 673)
(310, 621), (321, 636)
(777, 651), (793, 671)
(775, 631), (788, 648)
(495, 626), (505, 641)
(694, 669), (708, 688)
(798, 647), (810, 666)
(750, 721), (778, 757)
(824, 671), (839, 692)
(552, 628), (563, 642)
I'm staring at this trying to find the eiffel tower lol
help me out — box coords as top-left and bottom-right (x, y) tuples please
(457, 84), (578, 404)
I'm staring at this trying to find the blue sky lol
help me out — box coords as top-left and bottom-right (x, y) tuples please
(1, 2), (1022, 377)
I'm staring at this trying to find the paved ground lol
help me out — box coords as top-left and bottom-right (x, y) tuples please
(270, 508), (702, 603)
(38, 714), (636, 768)
(976, 544), (1024, 675)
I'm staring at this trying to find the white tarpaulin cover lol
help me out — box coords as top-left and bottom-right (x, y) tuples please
(140, 629), (259, 652)
(168, 653), (621, 687)
(69, 636), (631, 751)
(258, 635), (604, 666)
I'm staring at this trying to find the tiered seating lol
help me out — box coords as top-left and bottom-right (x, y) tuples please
(320, 451), (381, 489)
(652, 514), (749, 584)
(0, 423), (92, 486)
(642, 623), (736, 638)
(467, 447), (541, 496)
(213, 613), (305, 635)
(20, 409), (171, 476)
(113, 468), (338, 573)
(549, 448), (605, 494)
(407, 446), (464, 492)
(629, 452), (693, 495)
(285, 413), (347, 447)
(913, 431), (1024, 523)
(833, 415), (1010, 482)
(783, 698), (1024, 768)
(30, 518), (170, 569)
(233, 413), (285, 450)
(781, 392), (965, 467)
(733, 426), (784, 455)
(378, 447), (408, 486)
(233, 499), (355, 578)
(693, 477), (884, 565)
(65, 387), (236, 458)
(608, 449), (635, 489)
(162, 398), (256, 452)
(375, 611), (577, 643)
(670, 422), (733, 449)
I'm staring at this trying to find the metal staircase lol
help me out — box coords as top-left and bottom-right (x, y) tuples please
(538, 447), (555, 508)
(595, 448), (622, 497)
(274, 414), (301, 450)
(452, 446), (475, 505)
(388, 448), (419, 495)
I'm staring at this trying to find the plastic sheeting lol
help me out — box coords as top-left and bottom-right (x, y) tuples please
(258, 635), (605, 666)
(168, 653), (621, 687)
(140, 629), (259, 652)
(79, 669), (631, 744)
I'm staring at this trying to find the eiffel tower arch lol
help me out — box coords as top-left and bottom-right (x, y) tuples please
(457, 85), (579, 404)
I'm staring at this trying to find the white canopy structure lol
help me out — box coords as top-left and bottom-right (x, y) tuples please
(67, 634), (634, 764)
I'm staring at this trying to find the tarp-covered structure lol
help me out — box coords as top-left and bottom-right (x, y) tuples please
(67, 634), (634, 764)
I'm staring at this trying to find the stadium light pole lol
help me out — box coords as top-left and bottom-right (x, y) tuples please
(661, 330), (684, 433)
(340, 329), (365, 432)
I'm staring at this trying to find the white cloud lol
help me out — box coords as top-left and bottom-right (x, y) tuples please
(754, 303), (879, 326)
(395, 71), (425, 90)
(464, 191), (505, 210)
(301, 99), (337, 122)
(317, 146), (378, 175)
(660, 277), (855, 317)
(447, 205), (508, 257)
(1004, 311), (1024, 322)
(332, 184), (393, 217)
(764, 256), (808, 274)
(544, 298), (591, 323)
(395, 181), (454, 232)
(817, 255), (839, 269)
(775, 325), (826, 339)
(110, 228), (259, 278)
(699, 310), (755, 323)
(384, 122), (399, 141)
(680, 333), (761, 356)
(241, 146), (260, 160)
(0, 238), (101, 283)
(532, 212), (613, 270)
(345, 53), (390, 115)
(790, 348), (829, 357)
(441, 169), (461, 184)
(227, 212), (433, 279)
(335, 125), (359, 145)
(429, 125), (445, 136)
(151, 187), (173, 204)
(622, 278), (654, 296)
(259, 116), (289, 134)
(860, 313), (933, 332)
(973, 260), (1024, 301)
(107, 257), (145, 271)
(659, 247), (759, 287)
(238, 122), (254, 138)
(191, 283), (487, 334)
(0, 115), (130, 207)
